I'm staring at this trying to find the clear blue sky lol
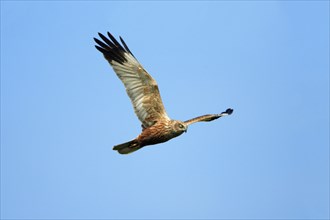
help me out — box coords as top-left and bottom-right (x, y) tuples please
(1, 1), (329, 219)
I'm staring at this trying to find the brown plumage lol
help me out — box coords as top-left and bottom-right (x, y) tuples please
(94, 32), (233, 154)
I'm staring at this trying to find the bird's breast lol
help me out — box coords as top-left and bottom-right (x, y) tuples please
(137, 121), (177, 147)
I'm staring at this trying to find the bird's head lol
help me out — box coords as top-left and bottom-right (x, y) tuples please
(171, 120), (188, 136)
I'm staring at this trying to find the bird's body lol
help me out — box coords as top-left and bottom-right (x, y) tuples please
(94, 32), (233, 154)
(114, 120), (187, 154)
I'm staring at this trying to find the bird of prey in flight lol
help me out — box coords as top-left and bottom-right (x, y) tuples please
(94, 32), (233, 154)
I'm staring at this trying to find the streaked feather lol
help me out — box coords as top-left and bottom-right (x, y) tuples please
(94, 32), (233, 154)
(94, 33), (170, 128)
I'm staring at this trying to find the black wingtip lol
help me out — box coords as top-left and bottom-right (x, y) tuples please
(94, 31), (129, 64)
(119, 36), (135, 58)
(98, 32), (105, 38)
(225, 108), (234, 115)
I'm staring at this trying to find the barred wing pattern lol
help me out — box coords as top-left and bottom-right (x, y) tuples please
(94, 31), (233, 154)
(94, 32), (170, 128)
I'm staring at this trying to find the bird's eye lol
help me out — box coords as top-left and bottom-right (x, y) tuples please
(179, 124), (184, 129)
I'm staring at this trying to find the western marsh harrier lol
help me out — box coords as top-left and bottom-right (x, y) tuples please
(94, 32), (233, 154)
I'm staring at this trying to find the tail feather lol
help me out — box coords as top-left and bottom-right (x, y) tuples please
(113, 139), (141, 154)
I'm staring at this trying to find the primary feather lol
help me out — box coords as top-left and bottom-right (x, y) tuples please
(94, 32), (170, 128)
(94, 32), (233, 154)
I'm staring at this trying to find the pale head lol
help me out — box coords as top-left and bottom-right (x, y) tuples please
(170, 120), (188, 137)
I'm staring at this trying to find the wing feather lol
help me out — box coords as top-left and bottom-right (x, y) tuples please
(184, 108), (233, 126)
(94, 32), (170, 128)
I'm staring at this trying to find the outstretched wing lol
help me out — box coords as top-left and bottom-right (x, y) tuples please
(94, 32), (170, 128)
(184, 108), (233, 126)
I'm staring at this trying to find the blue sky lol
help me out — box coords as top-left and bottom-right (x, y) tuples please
(1, 1), (329, 219)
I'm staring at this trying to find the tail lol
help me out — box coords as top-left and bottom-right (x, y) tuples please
(113, 139), (142, 154)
